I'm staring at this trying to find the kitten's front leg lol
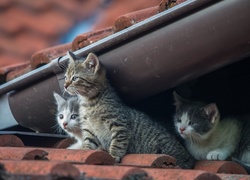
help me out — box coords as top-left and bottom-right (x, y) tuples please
(206, 149), (230, 160)
(81, 128), (100, 150)
(110, 127), (129, 162)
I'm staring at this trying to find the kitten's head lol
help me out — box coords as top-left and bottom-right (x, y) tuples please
(53, 92), (81, 136)
(173, 92), (220, 141)
(64, 51), (106, 99)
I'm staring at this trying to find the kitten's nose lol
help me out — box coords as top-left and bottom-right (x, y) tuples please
(63, 122), (68, 128)
(64, 81), (71, 89)
(64, 83), (69, 89)
(180, 127), (186, 133)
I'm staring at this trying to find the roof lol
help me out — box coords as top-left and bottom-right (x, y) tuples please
(1, 0), (250, 179)
(0, 135), (249, 179)
(0, 0), (160, 84)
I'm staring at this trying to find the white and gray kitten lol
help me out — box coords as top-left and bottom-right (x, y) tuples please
(53, 92), (82, 149)
(173, 91), (250, 173)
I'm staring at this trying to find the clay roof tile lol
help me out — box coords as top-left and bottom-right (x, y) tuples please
(195, 160), (248, 175)
(121, 154), (177, 168)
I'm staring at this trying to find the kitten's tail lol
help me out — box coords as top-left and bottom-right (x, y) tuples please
(232, 157), (250, 174)
(162, 138), (196, 169)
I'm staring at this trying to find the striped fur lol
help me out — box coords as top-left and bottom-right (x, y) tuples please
(64, 51), (195, 169)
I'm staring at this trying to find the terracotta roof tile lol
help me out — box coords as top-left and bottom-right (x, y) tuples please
(0, 0), (12, 9)
(71, 27), (115, 51)
(0, 55), (29, 74)
(93, 0), (162, 30)
(0, 147), (115, 165)
(0, 57), (31, 84)
(121, 154), (177, 168)
(158, 0), (188, 12)
(75, 165), (150, 180)
(27, 11), (73, 37)
(195, 160), (248, 175)
(13, 0), (53, 12)
(52, 138), (74, 149)
(0, 144), (250, 179)
(0, 6), (72, 37)
(46, 149), (115, 165)
(0, 147), (48, 161)
(30, 43), (72, 69)
(0, 0), (102, 82)
(114, 6), (159, 32)
(218, 174), (250, 180)
(6, 63), (32, 82)
(0, 7), (26, 35)
(143, 169), (221, 180)
(0, 135), (24, 147)
(0, 160), (81, 179)
(0, 8), (72, 37)
(51, 0), (102, 21)
(0, 1), (101, 36)
(0, 33), (49, 57)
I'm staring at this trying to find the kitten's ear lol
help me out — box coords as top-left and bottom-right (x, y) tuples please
(203, 103), (220, 124)
(173, 91), (189, 108)
(83, 53), (100, 74)
(53, 92), (66, 105)
(67, 51), (78, 64)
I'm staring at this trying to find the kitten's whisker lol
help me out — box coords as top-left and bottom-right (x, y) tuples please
(62, 89), (68, 97)
(72, 88), (77, 95)
(52, 124), (64, 135)
(74, 88), (80, 96)
(190, 132), (202, 144)
(58, 76), (65, 81)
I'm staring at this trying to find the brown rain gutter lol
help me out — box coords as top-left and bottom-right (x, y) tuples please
(0, 0), (249, 132)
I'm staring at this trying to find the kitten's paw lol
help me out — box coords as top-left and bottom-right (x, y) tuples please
(112, 156), (121, 163)
(206, 151), (227, 160)
(67, 146), (77, 150)
(81, 143), (95, 150)
(67, 142), (82, 149)
(81, 147), (92, 150)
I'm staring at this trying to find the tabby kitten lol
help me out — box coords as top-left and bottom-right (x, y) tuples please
(53, 92), (82, 149)
(63, 51), (195, 169)
(173, 92), (250, 165)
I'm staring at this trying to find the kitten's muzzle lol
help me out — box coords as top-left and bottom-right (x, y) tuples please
(180, 127), (186, 133)
(64, 82), (70, 89)
(64, 82), (74, 94)
(63, 122), (68, 129)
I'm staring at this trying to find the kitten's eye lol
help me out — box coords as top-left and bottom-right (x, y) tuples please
(188, 121), (193, 125)
(59, 114), (64, 119)
(71, 114), (78, 119)
(72, 76), (78, 82)
(177, 119), (181, 123)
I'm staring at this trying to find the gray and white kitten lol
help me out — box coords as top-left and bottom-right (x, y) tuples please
(53, 92), (82, 149)
(63, 51), (195, 169)
(173, 92), (250, 166)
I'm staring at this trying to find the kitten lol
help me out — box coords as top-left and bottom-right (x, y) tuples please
(233, 114), (250, 174)
(53, 92), (82, 149)
(63, 51), (195, 169)
(173, 92), (250, 164)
